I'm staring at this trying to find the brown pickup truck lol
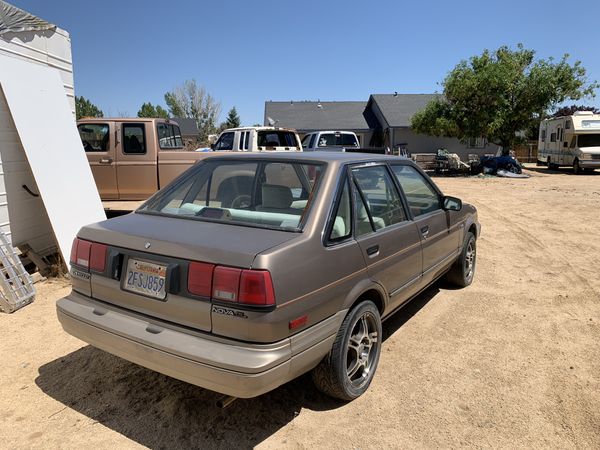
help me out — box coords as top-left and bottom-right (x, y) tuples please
(78, 118), (206, 200)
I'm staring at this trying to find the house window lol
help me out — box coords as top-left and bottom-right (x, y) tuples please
(565, 120), (571, 130)
(467, 137), (486, 148)
(540, 130), (546, 142)
(550, 133), (557, 143)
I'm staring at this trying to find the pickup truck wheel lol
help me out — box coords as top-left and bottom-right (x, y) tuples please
(445, 232), (476, 287)
(312, 301), (382, 401)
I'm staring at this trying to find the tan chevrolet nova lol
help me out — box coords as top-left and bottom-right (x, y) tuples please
(58, 152), (480, 401)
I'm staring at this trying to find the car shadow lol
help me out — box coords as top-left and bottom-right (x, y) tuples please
(36, 285), (442, 448)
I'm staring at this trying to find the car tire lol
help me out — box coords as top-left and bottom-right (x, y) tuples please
(312, 301), (382, 401)
(445, 231), (476, 287)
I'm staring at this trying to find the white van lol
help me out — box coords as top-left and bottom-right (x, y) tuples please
(538, 111), (600, 174)
(212, 127), (302, 152)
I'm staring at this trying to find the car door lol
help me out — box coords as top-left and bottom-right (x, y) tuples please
(78, 122), (117, 199)
(390, 164), (460, 285)
(115, 121), (157, 200)
(350, 164), (423, 311)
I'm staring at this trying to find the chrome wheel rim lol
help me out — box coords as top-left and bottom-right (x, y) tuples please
(465, 240), (476, 279)
(346, 312), (379, 389)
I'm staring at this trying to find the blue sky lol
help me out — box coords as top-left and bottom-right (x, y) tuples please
(11, 0), (600, 125)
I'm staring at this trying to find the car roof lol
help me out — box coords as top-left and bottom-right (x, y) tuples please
(201, 151), (413, 166)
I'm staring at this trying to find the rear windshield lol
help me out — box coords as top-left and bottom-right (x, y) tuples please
(138, 160), (324, 231)
(318, 133), (358, 147)
(257, 131), (299, 148)
(578, 134), (600, 147)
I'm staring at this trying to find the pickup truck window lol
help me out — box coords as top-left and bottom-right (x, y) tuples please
(318, 133), (359, 147)
(257, 131), (298, 148)
(157, 123), (184, 149)
(78, 124), (109, 152)
(139, 160), (324, 231)
(123, 124), (146, 154)
(215, 132), (234, 150)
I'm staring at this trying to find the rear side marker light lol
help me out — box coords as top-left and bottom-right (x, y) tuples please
(289, 315), (308, 330)
(212, 266), (242, 301)
(188, 261), (215, 297)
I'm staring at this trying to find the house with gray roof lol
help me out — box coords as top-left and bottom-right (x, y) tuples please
(264, 94), (497, 158)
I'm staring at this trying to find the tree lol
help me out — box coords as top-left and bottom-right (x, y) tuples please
(411, 44), (599, 150)
(224, 106), (241, 128)
(75, 96), (103, 120)
(137, 102), (169, 118)
(164, 79), (221, 142)
(551, 104), (600, 118)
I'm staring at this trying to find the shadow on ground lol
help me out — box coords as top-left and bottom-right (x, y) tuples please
(36, 285), (442, 449)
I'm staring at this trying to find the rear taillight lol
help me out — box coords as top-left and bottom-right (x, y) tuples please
(190, 263), (275, 306)
(239, 270), (275, 305)
(187, 262), (215, 297)
(70, 238), (106, 272)
(212, 266), (241, 301)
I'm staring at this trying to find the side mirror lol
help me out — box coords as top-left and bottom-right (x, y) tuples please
(210, 143), (216, 150)
(443, 195), (462, 211)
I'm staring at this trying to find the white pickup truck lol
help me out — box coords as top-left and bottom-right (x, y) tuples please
(212, 127), (302, 152)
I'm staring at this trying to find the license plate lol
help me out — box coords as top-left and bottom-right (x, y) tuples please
(123, 258), (167, 299)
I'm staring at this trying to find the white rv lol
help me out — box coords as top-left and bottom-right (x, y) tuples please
(538, 111), (600, 174)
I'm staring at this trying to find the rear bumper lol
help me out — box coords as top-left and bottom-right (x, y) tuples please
(56, 291), (343, 398)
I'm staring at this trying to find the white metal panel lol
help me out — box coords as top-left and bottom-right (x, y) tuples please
(0, 91), (55, 253)
(0, 55), (105, 269)
(0, 27), (74, 114)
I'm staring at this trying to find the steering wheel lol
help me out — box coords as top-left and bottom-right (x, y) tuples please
(230, 194), (251, 209)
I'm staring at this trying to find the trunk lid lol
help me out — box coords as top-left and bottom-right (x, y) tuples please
(77, 212), (299, 331)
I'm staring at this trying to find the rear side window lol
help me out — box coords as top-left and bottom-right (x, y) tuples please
(328, 179), (352, 241)
(257, 131), (299, 148)
(391, 165), (441, 217)
(123, 124), (146, 154)
(215, 132), (234, 150)
(78, 123), (109, 152)
(352, 166), (405, 236)
(301, 134), (311, 149)
(157, 123), (184, 149)
(318, 133), (359, 147)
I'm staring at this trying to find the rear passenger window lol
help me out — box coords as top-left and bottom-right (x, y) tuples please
(123, 124), (146, 154)
(352, 166), (405, 236)
(157, 123), (184, 149)
(391, 165), (441, 217)
(328, 179), (352, 241)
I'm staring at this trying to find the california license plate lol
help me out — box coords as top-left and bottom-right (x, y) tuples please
(123, 258), (167, 299)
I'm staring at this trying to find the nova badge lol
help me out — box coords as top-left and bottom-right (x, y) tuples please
(212, 305), (248, 319)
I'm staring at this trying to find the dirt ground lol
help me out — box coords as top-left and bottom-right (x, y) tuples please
(1, 165), (599, 449)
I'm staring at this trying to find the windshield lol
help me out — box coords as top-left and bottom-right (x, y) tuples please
(578, 134), (600, 147)
(318, 133), (359, 147)
(257, 131), (299, 148)
(139, 160), (324, 231)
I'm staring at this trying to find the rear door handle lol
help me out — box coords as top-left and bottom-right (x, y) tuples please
(366, 245), (379, 256)
(420, 225), (430, 238)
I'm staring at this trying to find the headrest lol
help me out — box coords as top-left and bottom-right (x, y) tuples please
(261, 184), (293, 209)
